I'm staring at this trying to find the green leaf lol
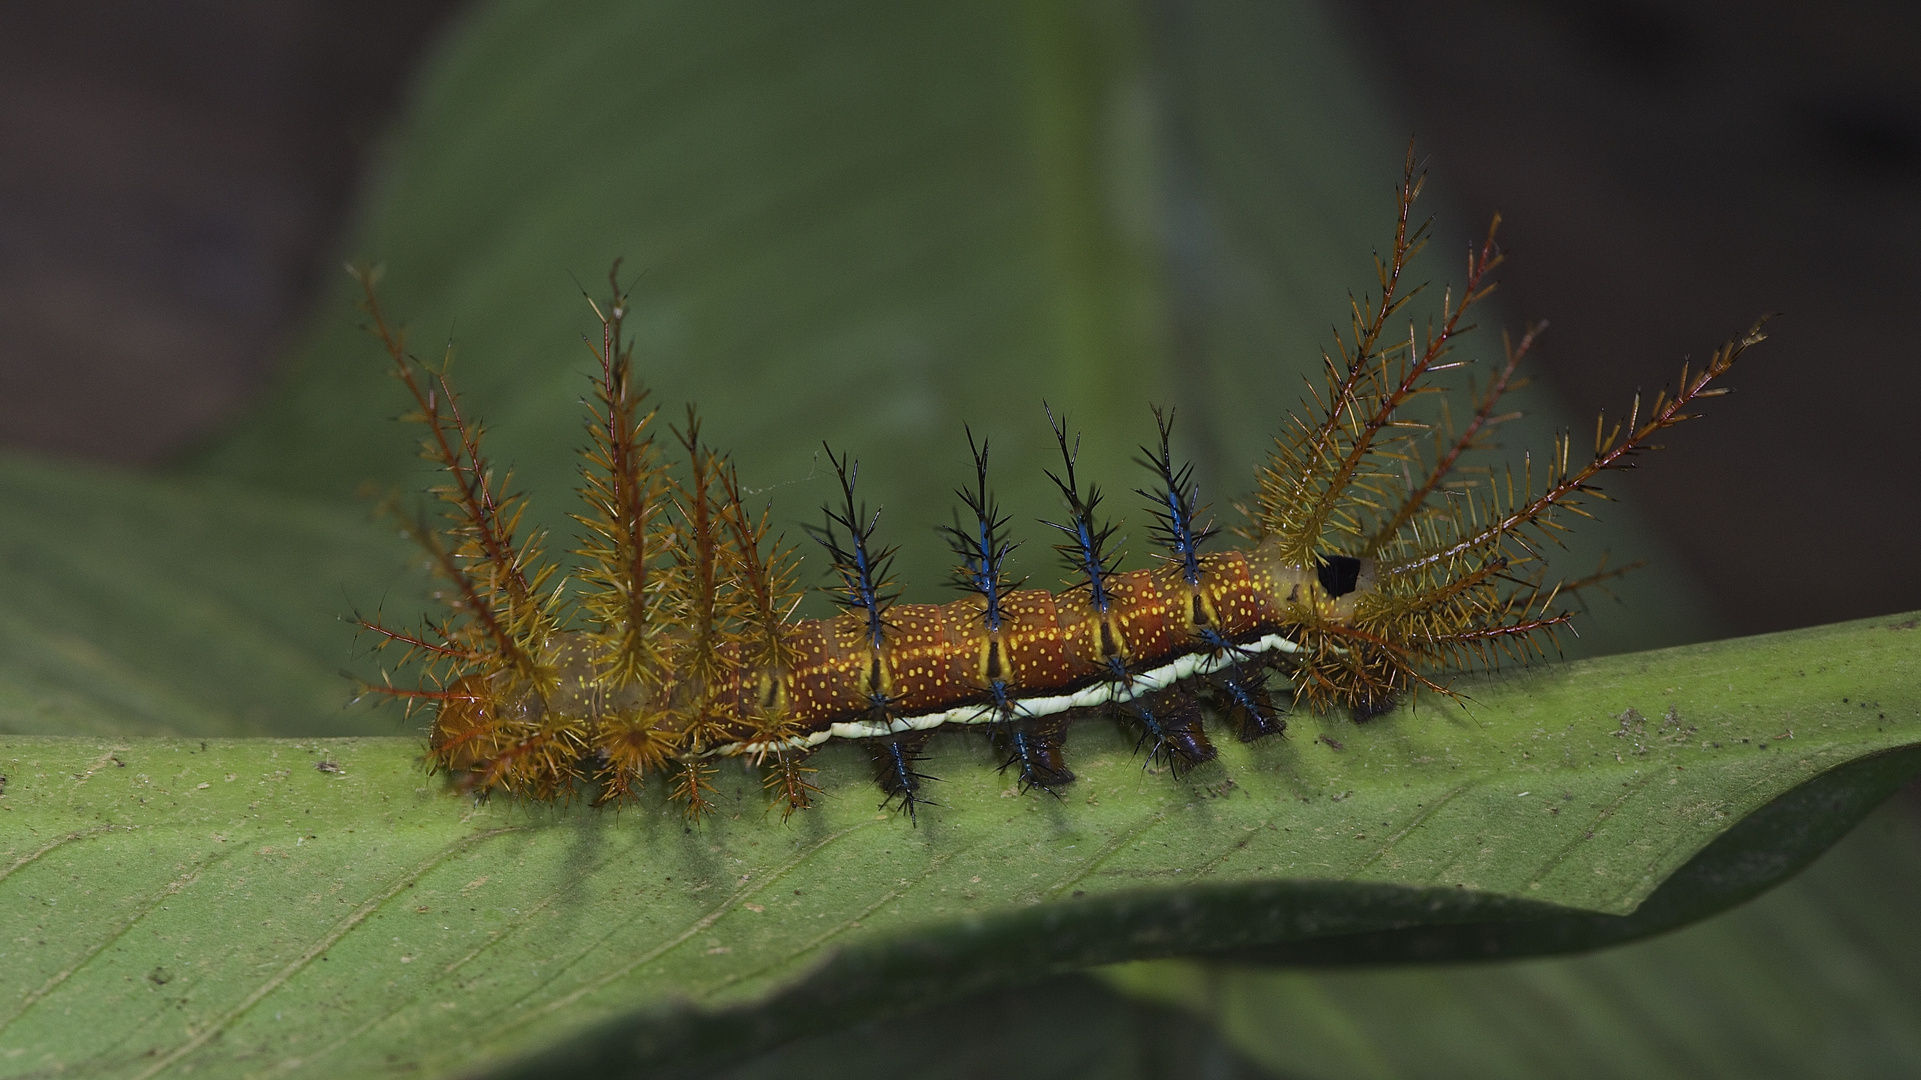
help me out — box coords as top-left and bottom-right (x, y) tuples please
(679, 969), (1278, 1080)
(183, 0), (1718, 654)
(1104, 792), (1921, 1079)
(685, 790), (1921, 1080)
(2, 1), (1900, 1075)
(0, 455), (414, 739)
(3, 615), (1915, 1076)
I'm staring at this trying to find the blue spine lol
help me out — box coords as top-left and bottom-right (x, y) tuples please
(944, 427), (1079, 794)
(1135, 406), (1216, 588)
(871, 737), (937, 822)
(806, 444), (896, 655)
(938, 427), (1020, 634)
(1041, 405), (1125, 619)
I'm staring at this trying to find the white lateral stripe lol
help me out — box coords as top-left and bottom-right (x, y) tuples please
(708, 633), (1302, 760)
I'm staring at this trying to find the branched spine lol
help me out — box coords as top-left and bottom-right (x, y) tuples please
(1042, 406), (1125, 617)
(1135, 407), (1215, 587)
(940, 428), (1021, 633)
(807, 446), (898, 653)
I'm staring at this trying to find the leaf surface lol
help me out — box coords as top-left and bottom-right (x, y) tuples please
(185, 0), (1718, 652)
(0, 456), (413, 739)
(1107, 792), (1921, 1079)
(0, 1), (1900, 1075)
(3, 615), (1915, 1077)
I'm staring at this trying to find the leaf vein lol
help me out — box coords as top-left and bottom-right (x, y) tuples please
(696, 852), (955, 1000)
(1528, 772), (1657, 885)
(127, 819), (519, 1080)
(1352, 782), (1475, 876)
(0, 823), (115, 885)
(501, 822), (880, 1033)
(1041, 810), (1172, 898)
(0, 845), (229, 1036)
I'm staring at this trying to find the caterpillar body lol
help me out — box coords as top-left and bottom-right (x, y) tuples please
(357, 160), (1765, 819)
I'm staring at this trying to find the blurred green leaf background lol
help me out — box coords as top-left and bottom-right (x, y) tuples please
(1, 0), (1917, 1075)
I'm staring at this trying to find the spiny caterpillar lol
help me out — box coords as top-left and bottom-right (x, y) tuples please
(355, 159), (1766, 820)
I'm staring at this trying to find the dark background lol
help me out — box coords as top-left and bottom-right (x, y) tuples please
(0, 0), (459, 463)
(1, 0), (1916, 632)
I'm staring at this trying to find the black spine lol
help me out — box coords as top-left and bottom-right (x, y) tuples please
(1123, 689), (1217, 776)
(1206, 667), (1286, 742)
(871, 734), (939, 823)
(995, 715), (1075, 794)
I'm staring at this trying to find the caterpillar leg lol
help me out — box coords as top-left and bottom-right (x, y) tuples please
(869, 733), (939, 822)
(589, 720), (679, 807)
(1122, 689), (1216, 776)
(670, 759), (719, 819)
(994, 715), (1074, 795)
(1348, 691), (1400, 724)
(1205, 665), (1285, 742)
(761, 749), (820, 820)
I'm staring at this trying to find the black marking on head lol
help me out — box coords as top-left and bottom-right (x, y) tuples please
(1317, 554), (1363, 598)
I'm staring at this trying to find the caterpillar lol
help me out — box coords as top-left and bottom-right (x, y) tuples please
(355, 158), (1766, 820)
